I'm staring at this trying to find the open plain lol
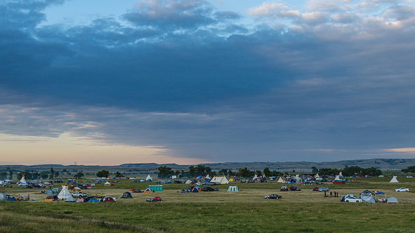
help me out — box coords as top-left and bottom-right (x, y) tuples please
(1, 177), (415, 233)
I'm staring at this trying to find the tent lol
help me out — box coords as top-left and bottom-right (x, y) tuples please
(58, 186), (73, 200)
(253, 175), (258, 181)
(360, 190), (376, 203)
(8, 196), (17, 201)
(390, 176), (399, 183)
(121, 192), (133, 199)
(315, 174), (320, 178)
(18, 176), (27, 186)
(146, 175), (153, 182)
(185, 180), (193, 184)
(205, 174), (210, 179)
(277, 177), (284, 183)
(334, 175), (341, 180)
(65, 195), (76, 202)
(227, 186), (239, 192)
(102, 196), (116, 202)
(387, 197), (398, 204)
(104, 181), (111, 186)
(210, 176), (229, 184)
(229, 178), (234, 182)
(88, 198), (100, 203)
(0, 193), (6, 201)
(191, 188), (199, 192)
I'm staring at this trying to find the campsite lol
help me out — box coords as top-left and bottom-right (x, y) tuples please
(1, 175), (415, 233)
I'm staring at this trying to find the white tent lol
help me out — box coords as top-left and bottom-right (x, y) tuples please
(205, 174), (210, 179)
(65, 195), (76, 202)
(20, 176), (27, 184)
(339, 172), (343, 177)
(253, 175), (258, 180)
(0, 193), (6, 201)
(335, 175), (341, 180)
(390, 176), (399, 183)
(227, 186), (239, 192)
(277, 177), (284, 183)
(104, 181), (111, 186)
(146, 174), (153, 181)
(387, 197), (398, 204)
(58, 186), (73, 200)
(210, 176), (229, 184)
(315, 174), (320, 178)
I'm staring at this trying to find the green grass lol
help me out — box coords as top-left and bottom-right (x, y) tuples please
(1, 177), (415, 232)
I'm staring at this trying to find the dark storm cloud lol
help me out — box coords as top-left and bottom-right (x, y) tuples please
(1, 0), (415, 162)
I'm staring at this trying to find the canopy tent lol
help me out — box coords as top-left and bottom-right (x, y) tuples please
(360, 190), (376, 203)
(57, 186), (73, 200)
(227, 186), (239, 192)
(387, 197), (398, 204)
(210, 176), (229, 184)
(104, 181), (111, 186)
(390, 176), (399, 183)
(146, 175), (153, 182)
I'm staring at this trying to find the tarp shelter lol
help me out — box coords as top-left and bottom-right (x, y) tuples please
(76, 197), (87, 203)
(88, 198), (100, 203)
(360, 190), (376, 203)
(0, 193), (6, 201)
(121, 192), (133, 199)
(210, 176), (229, 184)
(387, 197), (398, 204)
(227, 186), (239, 192)
(58, 186), (72, 200)
(390, 176), (399, 183)
(146, 175), (153, 182)
(277, 177), (284, 183)
(65, 195), (76, 202)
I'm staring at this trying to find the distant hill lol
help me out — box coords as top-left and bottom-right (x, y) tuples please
(1, 158), (414, 173)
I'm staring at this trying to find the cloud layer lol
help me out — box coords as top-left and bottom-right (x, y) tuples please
(1, 0), (415, 163)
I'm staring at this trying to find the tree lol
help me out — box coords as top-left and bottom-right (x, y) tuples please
(50, 168), (54, 179)
(311, 166), (319, 174)
(255, 170), (262, 177)
(96, 170), (109, 178)
(9, 170), (13, 179)
(188, 166), (196, 177)
(0, 172), (7, 180)
(158, 166), (173, 178)
(115, 171), (124, 177)
(219, 169), (228, 176)
(74, 172), (84, 179)
(263, 168), (271, 177)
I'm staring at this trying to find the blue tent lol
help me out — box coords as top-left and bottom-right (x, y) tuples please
(7, 197), (17, 201)
(191, 188), (199, 192)
(88, 198), (99, 203)
(181, 189), (186, 193)
(166, 180), (172, 184)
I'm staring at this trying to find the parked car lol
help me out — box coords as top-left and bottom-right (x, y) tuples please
(265, 194), (282, 199)
(72, 191), (87, 198)
(318, 187), (330, 192)
(201, 187), (216, 192)
(312, 187), (319, 191)
(280, 186), (289, 191)
(343, 195), (362, 203)
(290, 186), (301, 191)
(395, 187), (409, 192)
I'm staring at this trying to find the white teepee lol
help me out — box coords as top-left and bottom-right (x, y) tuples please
(58, 186), (72, 200)
(210, 176), (229, 184)
(390, 176), (399, 183)
(146, 174), (153, 181)
(20, 176), (27, 184)
(277, 177), (284, 183)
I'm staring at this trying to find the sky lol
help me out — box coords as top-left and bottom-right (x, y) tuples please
(1, 0), (415, 165)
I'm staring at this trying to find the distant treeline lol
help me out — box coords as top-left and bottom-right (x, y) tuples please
(316, 166), (382, 177)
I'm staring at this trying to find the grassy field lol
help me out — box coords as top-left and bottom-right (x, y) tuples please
(1, 178), (415, 232)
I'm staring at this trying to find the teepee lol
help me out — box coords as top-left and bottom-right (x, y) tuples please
(390, 176), (399, 183)
(146, 174), (153, 182)
(20, 176), (27, 184)
(58, 186), (73, 200)
(277, 177), (284, 183)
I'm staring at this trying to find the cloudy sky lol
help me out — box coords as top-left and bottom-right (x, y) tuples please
(1, 0), (415, 165)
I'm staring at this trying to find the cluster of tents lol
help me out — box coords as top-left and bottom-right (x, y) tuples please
(44, 186), (116, 203)
(341, 190), (399, 204)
